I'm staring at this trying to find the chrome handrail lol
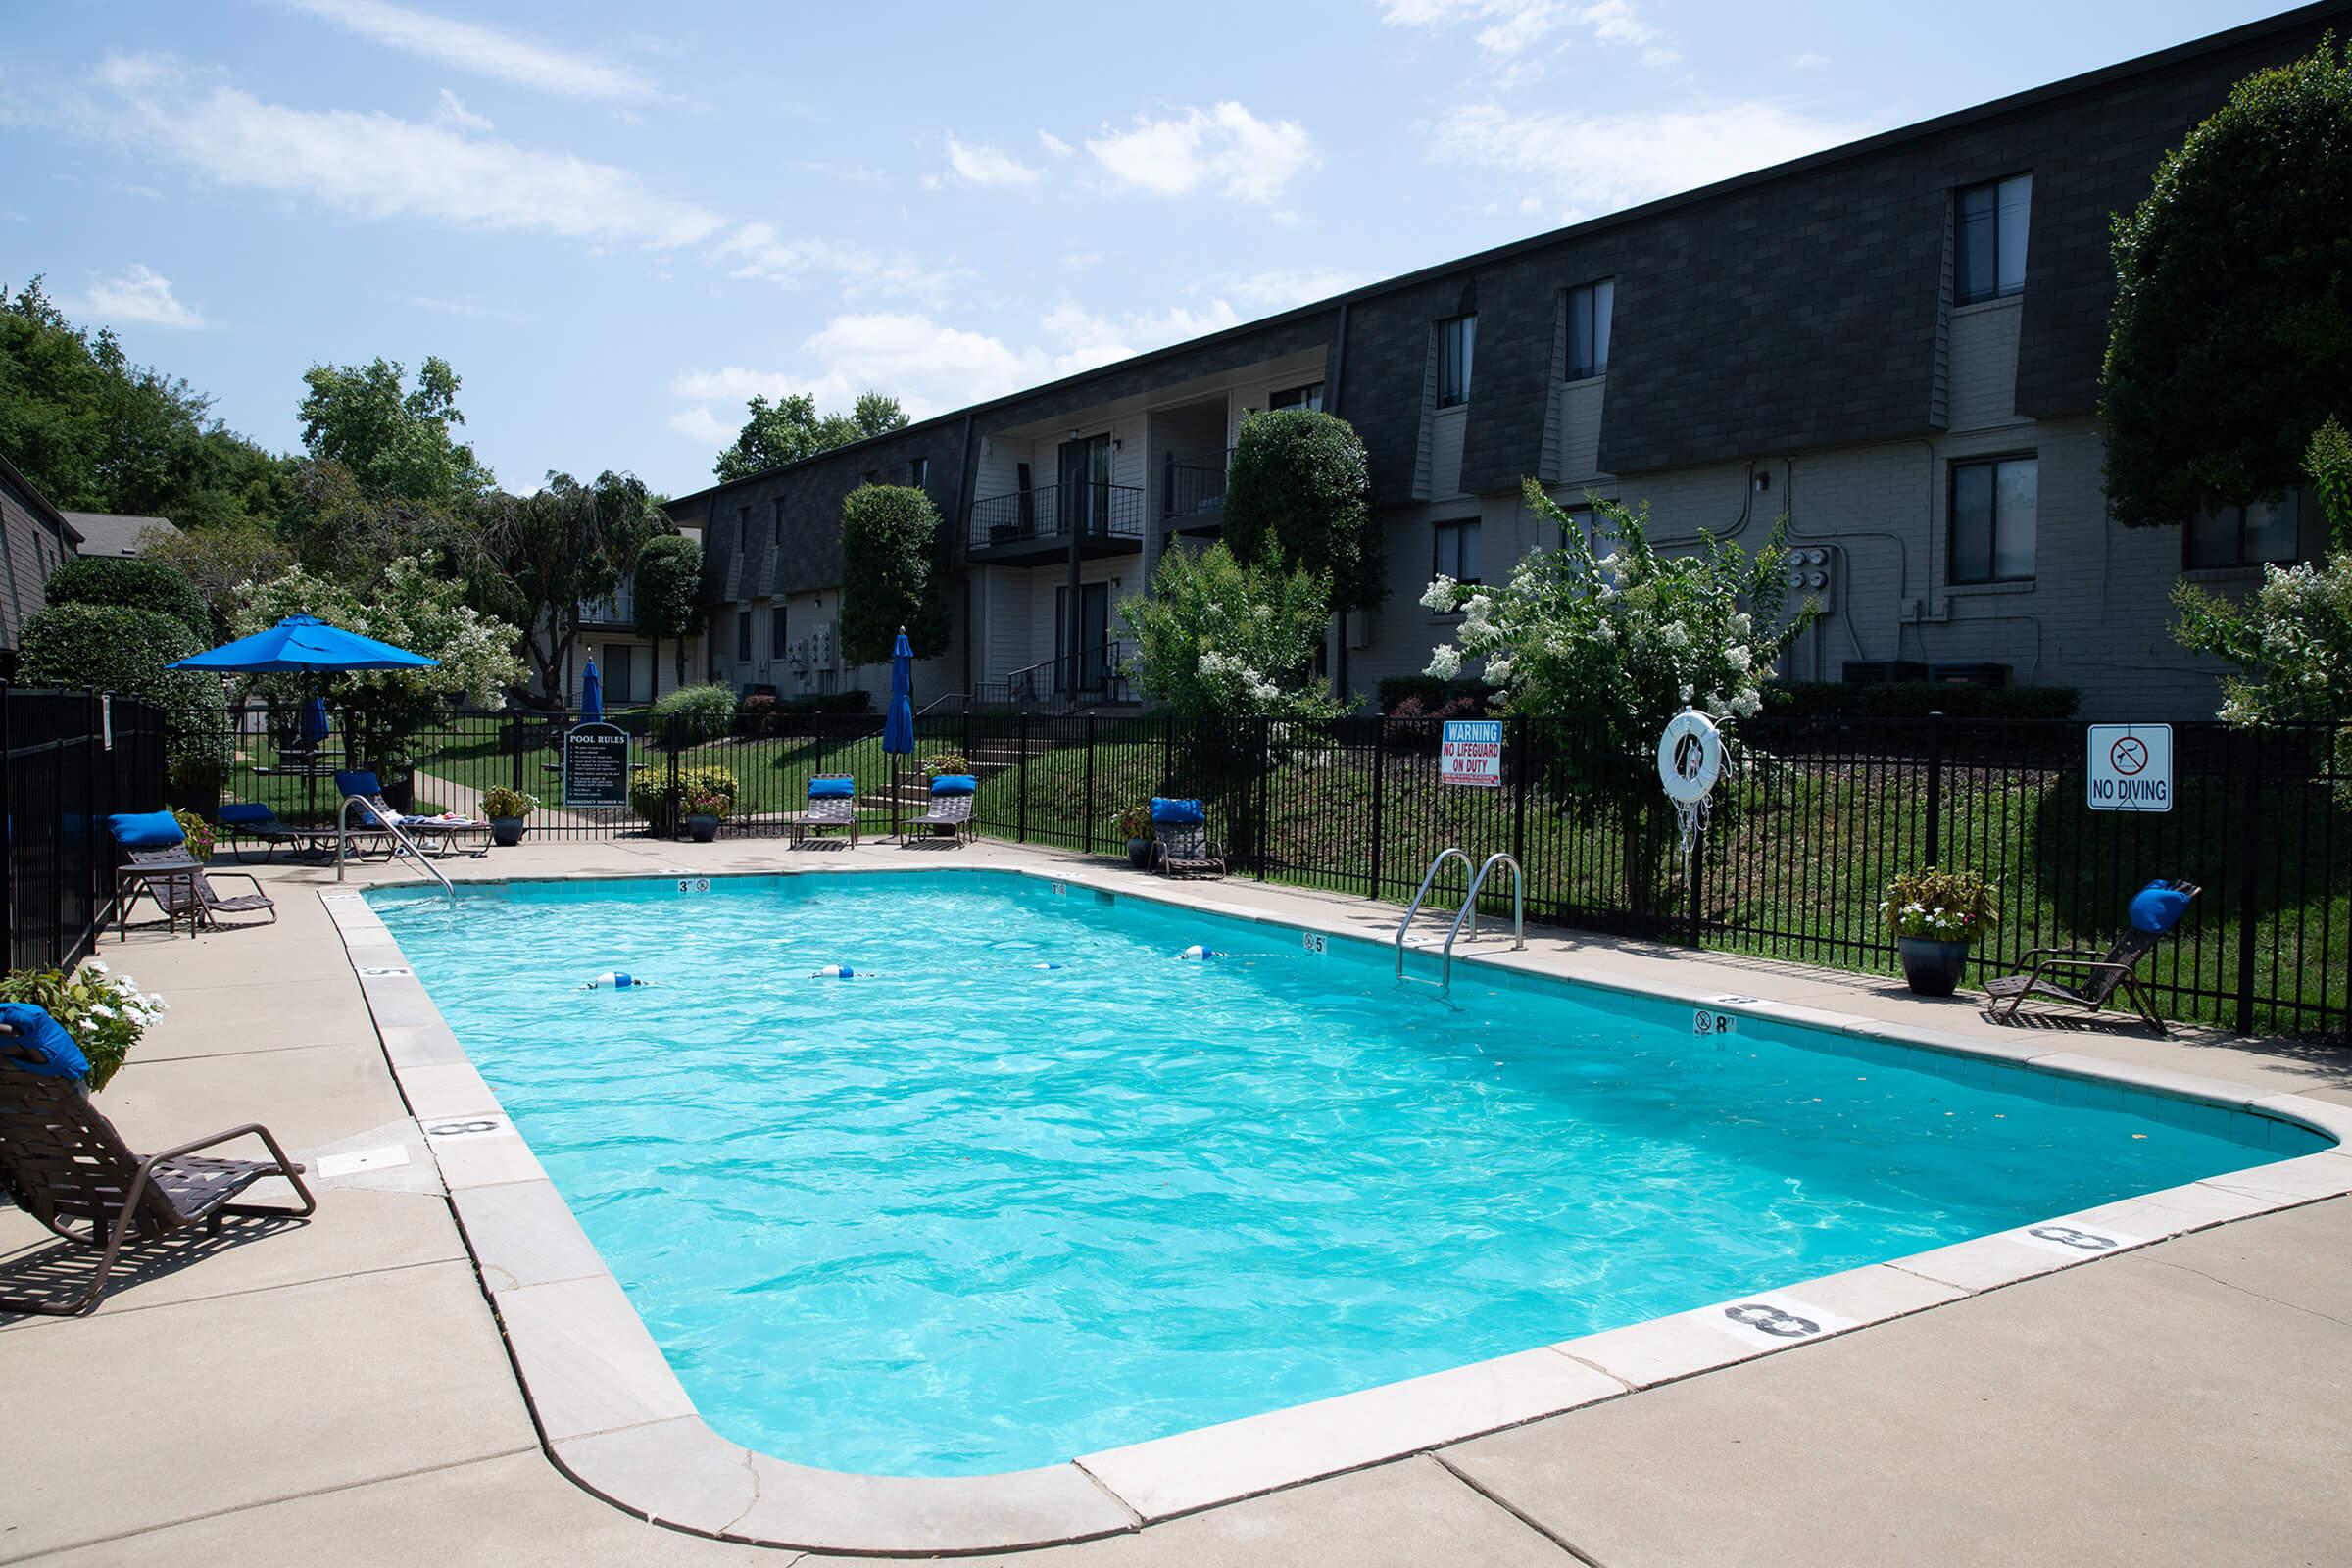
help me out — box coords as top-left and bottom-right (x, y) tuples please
(334, 796), (455, 899)
(1397, 849), (1525, 992)
(1396, 847), (1475, 980)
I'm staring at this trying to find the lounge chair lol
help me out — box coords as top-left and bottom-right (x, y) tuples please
(1149, 797), (1224, 879)
(334, 770), (492, 859)
(214, 803), (331, 862)
(0, 1008), (316, 1316)
(784, 775), (859, 848)
(123, 846), (277, 929)
(906, 773), (976, 845)
(1984, 879), (2200, 1035)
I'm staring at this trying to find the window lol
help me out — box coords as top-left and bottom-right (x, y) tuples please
(1269, 382), (1324, 412)
(1948, 456), (2037, 584)
(770, 605), (789, 659)
(735, 611), (753, 662)
(1564, 279), (1614, 380)
(739, 505), (752, 546)
(771, 498), (785, 546)
(908, 457), (929, 490)
(1436, 315), (1476, 408)
(1955, 173), (2032, 305)
(2186, 493), (2302, 569)
(1433, 519), (1482, 586)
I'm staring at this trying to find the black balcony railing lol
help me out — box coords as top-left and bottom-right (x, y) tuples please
(1162, 449), (1231, 527)
(969, 481), (1147, 552)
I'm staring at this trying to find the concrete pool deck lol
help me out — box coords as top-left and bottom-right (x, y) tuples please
(4, 834), (2350, 1565)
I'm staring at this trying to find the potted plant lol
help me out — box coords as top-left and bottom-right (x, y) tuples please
(680, 780), (729, 843)
(171, 808), (216, 863)
(1881, 866), (2000, 997)
(482, 786), (538, 847)
(0, 957), (167, 1091)
(1112, 803), (1155, 869)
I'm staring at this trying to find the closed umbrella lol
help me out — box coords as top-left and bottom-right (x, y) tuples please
(580, 657), (605, 724)
(885, 627), (915, 840)
(299, 695), (332, 746)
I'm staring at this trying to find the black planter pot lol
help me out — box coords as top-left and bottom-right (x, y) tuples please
(685, 813), (720, 844)
(490, 816), (527, 848)
(1896, 937), (1972, 997)
(378, 769), (416, 813)
(1127, 838), (1153, 869)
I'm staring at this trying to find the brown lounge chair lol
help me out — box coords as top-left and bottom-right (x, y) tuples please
(1984, 879), (2200, 1035)
(784, 776), (860, 848)
(124, 846), (277, 929)
(0, 1024), (316, 1316)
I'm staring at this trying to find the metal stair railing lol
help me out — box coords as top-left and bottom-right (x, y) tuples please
(333, 796), (455, 899)
(1395, 849), (1525, 992)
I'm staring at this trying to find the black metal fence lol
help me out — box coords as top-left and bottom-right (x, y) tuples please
(1, 685), (169, 973)
(198, 704), (2348, 1038)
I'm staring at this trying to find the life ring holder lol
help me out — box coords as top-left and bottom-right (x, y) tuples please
(1657, 709), (1725, 864)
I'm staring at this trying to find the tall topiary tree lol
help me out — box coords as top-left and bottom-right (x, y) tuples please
(2102, 38), (2352, 525)
(838, 484), (949, 665)
(1221, 409), (1380, 613)
(42, 556), (213, 643)
(632, 532), (705, 691)
(15, 602), (228, 790)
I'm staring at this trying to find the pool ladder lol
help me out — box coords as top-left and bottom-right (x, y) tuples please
(334, 796), (456, 900)
(1395, 848), (1524, 993)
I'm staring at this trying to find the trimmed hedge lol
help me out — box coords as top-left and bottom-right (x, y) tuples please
(629, 764), (741, 834)
(1761, 680), (2082, 721)
(1376, 676), (1493, 715)
(840, 484), (949, 664)
(734, 689), (874, 736)
(15, 602), (228, 787)
(1223, 409), (1380, 612)
(650, 682), (735, 748)
(43, 557), (212, 643)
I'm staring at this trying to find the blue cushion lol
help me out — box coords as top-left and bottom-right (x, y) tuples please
(1152, 797), (1205, 826)
(808, 777), (856, 799)
(0, 1004), (90, 1080)
(334, 770), (382, 799)
(931, 774), (978, 796)
(2128, 881), (2193, 935)
(107, 810), (184, 849)
(218, 803), (276, 826)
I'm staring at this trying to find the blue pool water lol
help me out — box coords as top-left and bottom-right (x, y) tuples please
(373, 871), (2322, 1476)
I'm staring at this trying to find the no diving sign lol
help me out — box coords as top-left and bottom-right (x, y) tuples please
(1441, 719), (1503, 787)
(2086, 723), (2172, 813)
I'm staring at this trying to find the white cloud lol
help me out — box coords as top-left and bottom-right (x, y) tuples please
(1791, 51), (1829, 69)
(89, 55), (723, 248)
(1086, 102), (1315, 204)
(1431, 100), (1868, 219)
(1229, 266), (1366, 308)
(74, 263), (203, 328)
(276, 0), (656, 101)
(944, 134), (1040, 187)
(666, 404), (738, 446)
(711, 223), (965, 305)
(433, 87), (492, 131)
(1037, 129), (1073, 157)
(1380, 0), (1673, 61)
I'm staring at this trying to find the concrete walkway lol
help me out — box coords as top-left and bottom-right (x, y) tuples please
(3, 836), (2347, 1566)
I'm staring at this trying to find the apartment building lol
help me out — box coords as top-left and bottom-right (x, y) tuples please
(668, 3), (2346, 720)
(0, 452), (82, 676)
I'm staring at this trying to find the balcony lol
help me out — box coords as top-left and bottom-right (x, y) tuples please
(576, 577), (637, 628)
(1161, 450), (1231, 538)
(967, 481), (1146, 565)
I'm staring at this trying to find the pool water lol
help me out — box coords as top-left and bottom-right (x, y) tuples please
(373, 871), (2319, 1476)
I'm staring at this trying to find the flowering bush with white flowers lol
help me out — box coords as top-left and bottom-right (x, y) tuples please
(1879, 866), (2000, 946)
(0, 958), (167, 1090)
(1421, 483), (1817, 911)
(1120, 541), (1348, 721)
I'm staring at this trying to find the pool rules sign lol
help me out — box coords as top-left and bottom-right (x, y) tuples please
(2086, 723), (2172, 812)
(1441, 718), (1503, 787)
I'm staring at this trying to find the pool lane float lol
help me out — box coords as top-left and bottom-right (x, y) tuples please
(811, 964), (861, 979)
(582, 971), (652, 990)
(1176, 945), (1283, 961)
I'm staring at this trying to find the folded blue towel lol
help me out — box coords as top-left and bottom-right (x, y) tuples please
(0, 1004), (90, 1080)
(931, 774), (978, 796)
(334, 770), (383, 799)
(107, 809), (184, 848)
(217, 803), (276, 826)
(1151, 797), (1205, 826)
(808, 777), (856, 799)
(2128, 880), (2193, 935)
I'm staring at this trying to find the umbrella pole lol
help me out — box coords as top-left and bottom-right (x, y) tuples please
(892, 756), (901, 844)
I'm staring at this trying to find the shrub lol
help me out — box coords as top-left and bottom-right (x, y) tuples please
(0, 958), (166, 1091)
(1112, 802), (1154, 842)
(651, 682), (736, 749)
(1222, 408), (1380, 613)
(1880, 866), (2000, 945)
(629, 765), (739, 833)
(44, 556), (212, 643)
(924, 750), (971, 776)
(1760, 681), (2081, 721)
(1376, 676), (1492, 716)
(15, 602), (229, 786)
(734, 692), (778, 737)
(1119, 540), (1347, 720)
(840, 484), (950, 664)
(481, 786), (538, 819)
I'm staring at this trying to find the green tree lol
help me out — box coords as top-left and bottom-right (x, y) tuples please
(476, 471), (669, 704)
(41, 555), (212, 643)
(297, 355), (494, 507)
(2101, 38), (2352, 525)
(838, 484), (949, 665)
(279, 458), (486, 596)
(1424, 482), (1815, 914)
(1119, 541), (1346, 721)
(135, 521), (292, 637)
(711, 391), (906, 481)
(15, 602), (228, 790)
(1221, 409), (1382, 613)
(632, 532), (705, 690)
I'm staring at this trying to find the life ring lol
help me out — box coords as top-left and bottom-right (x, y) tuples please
(1657, 710), (1724, 805)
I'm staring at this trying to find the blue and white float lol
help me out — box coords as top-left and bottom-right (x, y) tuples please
(582, 971), (650, 990)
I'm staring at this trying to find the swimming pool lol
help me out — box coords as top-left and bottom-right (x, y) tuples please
(373, 870), (2328, 1478)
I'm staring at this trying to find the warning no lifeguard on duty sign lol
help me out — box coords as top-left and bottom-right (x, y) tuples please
(2086, 723), (2172, 813)
(1441, 719), (1504, 787)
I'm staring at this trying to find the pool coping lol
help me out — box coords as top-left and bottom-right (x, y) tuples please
(325, 860), (2352, 1555)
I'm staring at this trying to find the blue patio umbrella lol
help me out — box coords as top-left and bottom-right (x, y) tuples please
(299, 695), (332, 746)
(579, 657), (604, 723)
(884, 628), (915, 839)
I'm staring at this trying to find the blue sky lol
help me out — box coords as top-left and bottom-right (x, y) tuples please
(2, 0), (2297, 500)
